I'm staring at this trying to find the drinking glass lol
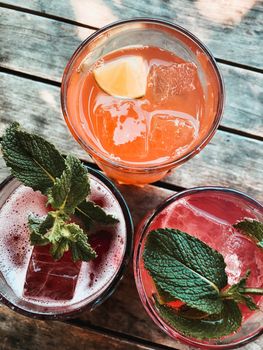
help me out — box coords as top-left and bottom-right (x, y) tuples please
(0, 166), (133, 319)
(134, 187), (263, 349)
(61, 19), (224, 184)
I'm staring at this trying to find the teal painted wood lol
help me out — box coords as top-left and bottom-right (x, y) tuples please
(0, 8), (262, 137)
(1, 0), (262, 68)
(0, 73), (90, 161)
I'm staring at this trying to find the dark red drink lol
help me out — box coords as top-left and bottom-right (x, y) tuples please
(0, 168), (133, 318)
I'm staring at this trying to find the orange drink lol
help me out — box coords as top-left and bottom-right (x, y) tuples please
(61, 19), (224, 184)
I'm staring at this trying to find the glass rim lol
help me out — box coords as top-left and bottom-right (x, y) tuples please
(133, 186), (263, 349)
(61, 17), (225, 173)
(0, 166), (134, 320)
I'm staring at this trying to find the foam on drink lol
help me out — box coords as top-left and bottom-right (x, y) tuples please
(0, 185), (47, 298)
(0, 175), (126, 307)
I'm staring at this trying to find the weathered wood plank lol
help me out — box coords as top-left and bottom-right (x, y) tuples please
(223, 65), (263, 136)
(0, 305), (158, 350)
(0, 74), (91, 161)
(0, 7), (262, 137)
(0, 72), (262, 202)
(165, 131), (263, 202)
(0, 157), (9, 182)
(0, 7), (93, 82)
(1, 0), (262, 68)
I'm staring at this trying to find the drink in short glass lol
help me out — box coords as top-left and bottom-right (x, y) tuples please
(0, 167), (133, 319)
(134, 187), (263, 348)
(61, 19), (224, 184)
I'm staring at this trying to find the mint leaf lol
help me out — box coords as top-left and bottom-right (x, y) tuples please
(220, 271), (263, 311)
(44, 212), (67, 246)
(49, 221), (97, 261)
(28, 215), (51, 246)
(50, 237), (70, 260)
(173, 305), (208, 320)
(66, 223), (97, 262)
(143, 229), (227, 315)
(1, 122), (65, 194)
(28, 212), (67, 250)
(77, 200), (119, 228)
(234, 219), (263, 248)
(48, 155), (90, 215)
(155, 299), (242, 340)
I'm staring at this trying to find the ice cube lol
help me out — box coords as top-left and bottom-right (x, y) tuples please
(148, 63), (197, 103)
(93, 95), (148, 154)
(113, 115), (146, 145)
(224, 253), (242, 285)
(149, 111), (199, 158)
(23, 245), (81, 301)
(221, 232), (263, 287)
(159, 200), (224, 248)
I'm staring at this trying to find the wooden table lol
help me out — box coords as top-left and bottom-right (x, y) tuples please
(0, 1), (262, 349)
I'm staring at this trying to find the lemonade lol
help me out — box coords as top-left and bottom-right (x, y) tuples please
(66, 47), (207, 165)
(62, 20), (223, 184)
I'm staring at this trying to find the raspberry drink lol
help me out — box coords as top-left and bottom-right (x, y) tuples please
(62, 19), (223, 184)
(134, 187), (263, 348)
(0, 168), (132, 318)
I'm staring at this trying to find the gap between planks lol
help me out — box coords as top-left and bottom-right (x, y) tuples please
(0, 1), (262, 74)
(67, 159), (187, 192)
(65, 318), (180, 350)
(0, 66), (262, 143)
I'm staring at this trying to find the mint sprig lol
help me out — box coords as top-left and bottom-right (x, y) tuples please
(29, 155), (97, 261)
(29, 213), (97, 261)
(234, 219), (263, 248)
(1, 123), (118, 261)
(143, 228), (263, 339)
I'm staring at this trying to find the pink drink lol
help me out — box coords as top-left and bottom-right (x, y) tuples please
(0, 173), (128, 315)
(134, 188), (263, 348)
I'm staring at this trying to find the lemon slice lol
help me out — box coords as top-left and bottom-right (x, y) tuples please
(93, 56), (147, 99)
